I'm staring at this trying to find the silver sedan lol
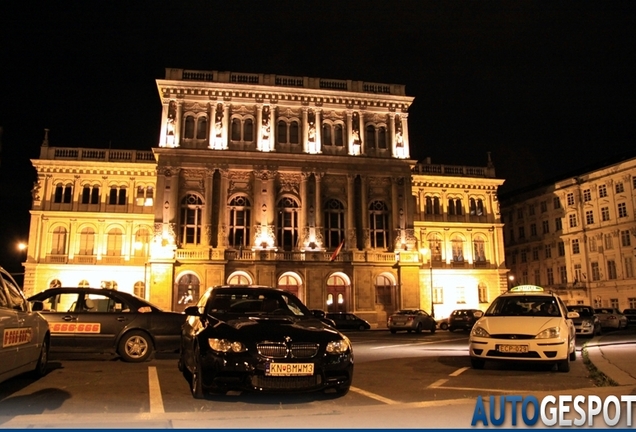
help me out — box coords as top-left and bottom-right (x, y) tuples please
(387, 309), (436, 334)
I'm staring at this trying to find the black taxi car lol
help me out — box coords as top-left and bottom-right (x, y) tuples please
(28, 287), (185, 362)
(178, 286), (354, 398)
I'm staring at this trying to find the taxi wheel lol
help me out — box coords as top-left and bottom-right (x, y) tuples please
(470, 357), (485, 369)
(430, 325), (436, 334)
(440, 322), (448, 330)
(569, 348), (576, 361)
(32, 337), (49, 377)
(415, 323), (423, 334)
(119, 331), (153, 362)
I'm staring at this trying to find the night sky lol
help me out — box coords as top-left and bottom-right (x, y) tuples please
(1, 1), (635, 273)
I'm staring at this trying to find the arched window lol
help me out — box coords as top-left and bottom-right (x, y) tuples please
(428, 234), (442, 261)
(375, 274), (393, 306)
(180, 194), (203, 246)
(51, 226), (67, 255)
(322, 123), (332, 146)
(425, 197), (433, 214)
(324, 199), (345, 249)
(378, 127), (387, 149)
(176, 273), (200, 312)
(227, 273), (252, 285)
(134, 281), (145, 298)
(196, 116), (207, 139)
(365, 125), (376, 149)
(243, 118), (253, 142)
(433, 197), (441, 214)
(289, 121), (299, 144)
(184, 115), (195, 139)
(134, 228), (151, 257)
(473, 237), (486, 262)
(54, 184), (73, 204)
(369, 201), (389, 249)
(81, 185), (100, 204)
(231, 118), (241, 141)
(229, 195), (251, 248)
(470, 198), (485, 216)
(277, 120), (287, 143)
(49, 279), (62, 288)
(448, 198), (463, 216)
(277, 197), (299, 251)
(278, 273), (301, 298)
(326, 274), (347, 312)
(106, 228), (123, 256)
(78, 280), (90, 288)
(79, 227), (95, 255)
(334, 124), (344, 146)
(452, 235), (465, 262)
(109, 186), (127, 205)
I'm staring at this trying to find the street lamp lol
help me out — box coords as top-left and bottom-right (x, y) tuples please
(420, 248), (435, 318)
(508, 274), (515, 289)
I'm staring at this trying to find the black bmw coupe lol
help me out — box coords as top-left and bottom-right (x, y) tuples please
(178, 285), (354, 398)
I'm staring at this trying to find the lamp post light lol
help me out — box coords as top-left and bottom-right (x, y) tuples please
(508, 274), (515, 289)
(420, 248), (435, 318)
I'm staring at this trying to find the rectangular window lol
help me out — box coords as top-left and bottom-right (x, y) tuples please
(572, 239), (580, 254)
(521, 250), (527, 263)
(567, 193), (575, 206)
(544, 244), (552, 258)
(517, 208), (524, 220)
(559, 266), (568, 284)
(621, 230), (631, 247)
(598, 184), (607, 198)
(574, 264), (582, 283)
(607, 260), (617, 280)
(618, 202), (628, 218)
(456, 287), (466, 304)
(604, 233), (614, 250)
(611, 298), (619, 309)
(630, 297), (636, 309)
(585, 210), (594, 225)
(591, 262), (601, 281)
(601, 207), (610, 221)
(532, 247), (539, 261)
(546, 268), (554, 285)
(555, 217), (562, 231)
(478, 284), (488, 303)
(553, 197), (561, 209)
(540, 201), (547, 213)
(518, 226), (525, 239)
(433, 287), (443, 304)
(533, 269), (541, 285)
(542, 220), (549, 234)
(521, 270), (528, 285)
(558, 241), (565, 256)
(530, 223), (537, 236)
(625, 257), (634, 278)
(528, 204), (535, 216)
(569, 213), (577, 228)
(616, 182), (624, 193)
(583, 189), (591, 202)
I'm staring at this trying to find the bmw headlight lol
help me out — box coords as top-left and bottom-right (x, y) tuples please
(326, 338), (351, 354)
(208, 338), (247, 353)
(535, 327), (560, 339)
(582, 320), (593, 328)
(471, 326), (490, 338)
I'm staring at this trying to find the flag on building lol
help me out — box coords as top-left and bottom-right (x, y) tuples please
(330, 239), (345, 262)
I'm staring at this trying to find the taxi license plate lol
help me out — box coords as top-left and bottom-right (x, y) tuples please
(497, 344), (528, 353)
(266, 363), (314, 376)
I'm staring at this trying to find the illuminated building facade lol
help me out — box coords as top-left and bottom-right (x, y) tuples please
(24, 69), (509, 325)
(501, 155), (636, 309)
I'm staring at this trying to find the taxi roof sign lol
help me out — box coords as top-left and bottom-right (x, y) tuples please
(509, 284), (545, 292)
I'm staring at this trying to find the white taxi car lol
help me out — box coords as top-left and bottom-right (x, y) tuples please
(0, 266), (50, 384)
(469, 285), (578, 372)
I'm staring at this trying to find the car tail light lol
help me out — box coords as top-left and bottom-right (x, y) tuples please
(407, 317), (414, 321)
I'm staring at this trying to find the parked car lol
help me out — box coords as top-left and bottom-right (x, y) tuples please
(622, 309), (636, 326)
(0, 266), (50, 384)
(387, 309), (436, 334)
(28, 287), (185, 362)
(469, 285), (578, 372)
(436, 317), (449, 330)
(310, 309), (337, 327)
(326, 312), (371, 330)
(594, 308), (628, 330)
(567, 305), (601, 337)
(179, 285), (354, 398)
(448, 309), (483, 332)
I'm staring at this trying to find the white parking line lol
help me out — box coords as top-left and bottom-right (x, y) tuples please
(370, 337), (463, 350)
(449, 367), (470, 377)
(428, 379), (448, 388)
(148, 366), (165, 413)
(350, 386), (400, 405)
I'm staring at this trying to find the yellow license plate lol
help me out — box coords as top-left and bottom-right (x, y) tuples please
(266, 363), (314, 376)
(497, 344), (528, 353)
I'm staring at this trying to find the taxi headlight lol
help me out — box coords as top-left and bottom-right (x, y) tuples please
(208, 338), (247, 353)
(326, 338), (351, 354)
(471, 326), (490, 338)
(535, 327), (560, 339)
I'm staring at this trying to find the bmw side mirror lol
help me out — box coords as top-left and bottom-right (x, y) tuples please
(184, 306), (201, 316)
(473, 311), (483, 318)
(31, 301), (44, 312)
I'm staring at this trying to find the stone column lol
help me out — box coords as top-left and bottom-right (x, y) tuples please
(202, 171), (214, 246)
(175, 101), (184, 148)
(217, 169), (229, 248)
(315, 108), (322, 153)
(346, 174), (356, 248)
(208, 103), (217, 149)
(256, 104), (263, 151)
(159, 100), (169, 147)
(400, 113), (410, 158)
(346, 110), (354, 155)
(391, 177), (400, 248)
(222, 103), (230, 150)
(302, 107), (309, 153)
(388, 112), (396, 157)
(300, 171), (309, 242)
(314, 172), (324, 229)
(360, 175), (369, 248)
